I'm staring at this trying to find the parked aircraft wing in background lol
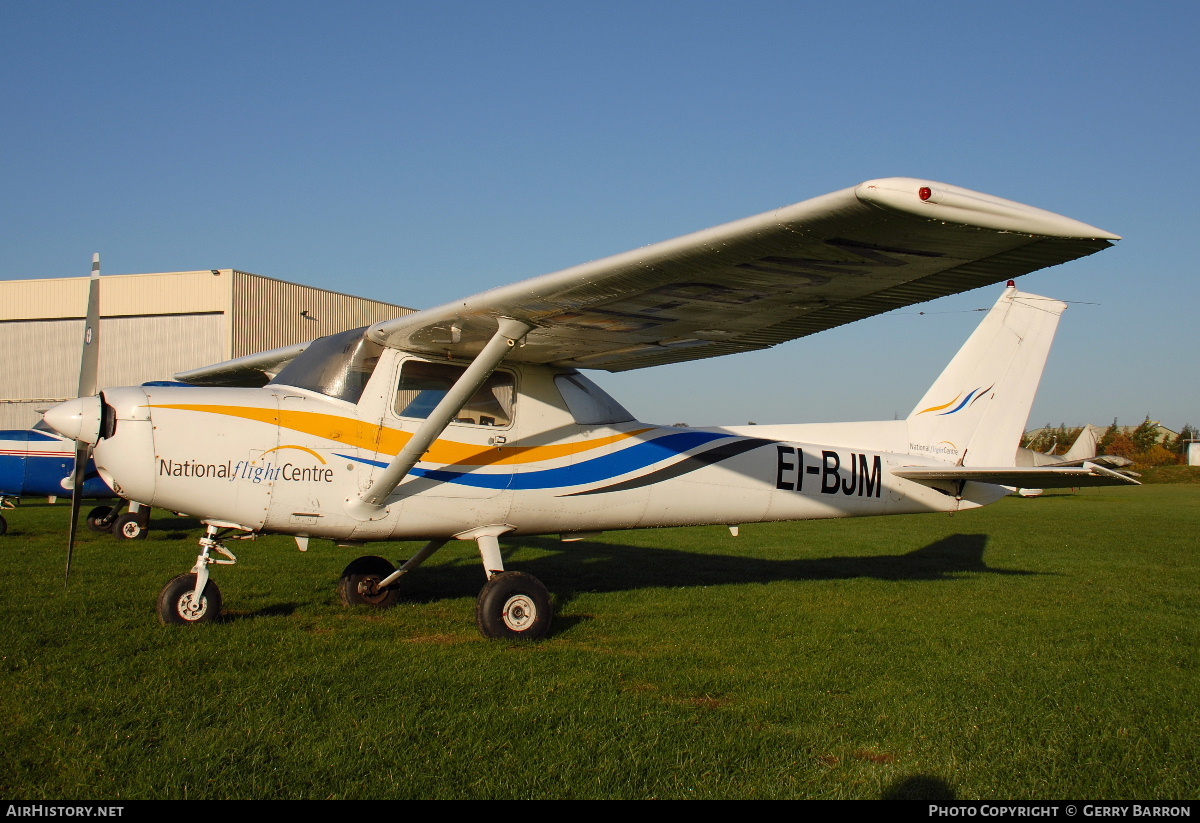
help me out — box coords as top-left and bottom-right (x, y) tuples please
(174, 340), (312, 387)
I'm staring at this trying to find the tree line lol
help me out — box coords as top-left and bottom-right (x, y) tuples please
(1022, 418), (1196, 467)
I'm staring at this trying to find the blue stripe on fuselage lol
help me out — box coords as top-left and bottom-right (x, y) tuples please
(336, 429), (734, 491)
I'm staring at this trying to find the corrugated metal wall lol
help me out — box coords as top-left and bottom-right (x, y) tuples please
(0, 271), (229, 320)
(0, 269), (415, 431)
(0, 314), (226, 429)
(230, 272), (414, 357)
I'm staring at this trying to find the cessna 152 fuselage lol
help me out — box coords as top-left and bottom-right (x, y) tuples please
(42, 178), (1133, 638)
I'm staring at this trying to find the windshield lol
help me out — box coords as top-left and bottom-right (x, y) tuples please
(272, 327), (384, 404)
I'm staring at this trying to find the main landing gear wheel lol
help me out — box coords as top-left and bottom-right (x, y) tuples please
(338, 555), (400, 608)
(0, 514), (7, 536)
(157, 573), (222, 625)
(86, 505), (116, 534)
(113, 513), (149, 540)
(476, 571), (552, 640)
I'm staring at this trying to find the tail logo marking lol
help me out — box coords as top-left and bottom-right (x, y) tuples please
(917, 384), (994, 416)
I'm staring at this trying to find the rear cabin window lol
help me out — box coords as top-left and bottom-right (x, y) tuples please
(554, 372), (634, 425)
(273, 327), (384, 404)
(395, 361), (514, 427)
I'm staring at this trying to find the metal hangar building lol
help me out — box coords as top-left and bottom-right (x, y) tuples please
(0, 269), (414, 429)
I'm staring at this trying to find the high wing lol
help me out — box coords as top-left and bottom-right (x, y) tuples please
(177, 177), (1117, 383)
(365, 177), (1116, 371)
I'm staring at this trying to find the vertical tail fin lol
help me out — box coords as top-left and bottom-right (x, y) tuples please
(1062, 423), (1101, 460)
(906, 286), (1066, 467)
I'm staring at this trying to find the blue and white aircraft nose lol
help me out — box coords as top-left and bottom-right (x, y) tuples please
(43, 396), (102, 444)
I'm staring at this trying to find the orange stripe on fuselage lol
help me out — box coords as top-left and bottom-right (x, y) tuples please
(145, 404), (651, 467)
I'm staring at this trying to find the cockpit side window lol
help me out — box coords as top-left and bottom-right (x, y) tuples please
(272, 327), (384, 404)
(554, 372), (634, 425)
(395, 360), (514, 427)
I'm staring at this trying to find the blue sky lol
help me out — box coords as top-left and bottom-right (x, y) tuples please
(2, 1), (1197, 429)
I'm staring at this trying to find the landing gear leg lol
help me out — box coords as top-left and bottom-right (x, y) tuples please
(337, 539), (449, 608)
(338, 556), (400, 607)
(470, 532), (552, 640)
(156, 524), (237, 625)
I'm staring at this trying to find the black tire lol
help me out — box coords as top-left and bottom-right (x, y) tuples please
(338, 555), (399, 607)
(157, 573), (222, 625)
(476, 571), (552, 640)
(0, 514), (7, 536)
(113, 513), (149, 540)
(86, 505), (116, 534)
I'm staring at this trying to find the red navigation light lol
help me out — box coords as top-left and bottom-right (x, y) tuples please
(918, 186), (932, 201)
(1007, 280), (1016, 288)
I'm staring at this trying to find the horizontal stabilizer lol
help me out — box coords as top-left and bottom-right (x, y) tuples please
(893, 461), (1140, 489)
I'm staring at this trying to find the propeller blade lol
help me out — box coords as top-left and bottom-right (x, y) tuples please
(66, 253), (102, 585)
(78, 253), (101, 398)
(66, 443), (90, 584)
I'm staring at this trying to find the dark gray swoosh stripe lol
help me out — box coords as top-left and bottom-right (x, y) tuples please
(560, 438), (773, 496)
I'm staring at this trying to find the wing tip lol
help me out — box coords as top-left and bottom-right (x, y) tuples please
(856, 177), (1120, 240)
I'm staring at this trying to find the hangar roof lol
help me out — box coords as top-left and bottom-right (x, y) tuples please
(0, 269), (411, 322)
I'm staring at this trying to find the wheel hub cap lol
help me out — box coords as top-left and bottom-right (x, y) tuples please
(501, 594), (536, 631)
(176, 591), (208, 620)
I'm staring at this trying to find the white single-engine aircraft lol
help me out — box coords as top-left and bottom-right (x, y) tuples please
(1014, 423), (1134, 497)
(43, 178), (1136, 638)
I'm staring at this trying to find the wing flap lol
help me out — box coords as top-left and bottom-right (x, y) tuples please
(893, 462), (1141, 489)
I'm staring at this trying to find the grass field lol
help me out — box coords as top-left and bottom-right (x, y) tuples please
(2, 485), (1197, 799)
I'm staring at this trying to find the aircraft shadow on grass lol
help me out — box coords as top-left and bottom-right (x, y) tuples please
(33, 509), (1039, 624)
(383, 532), (1040, 607)
(881, 774), (957, 800)
(216, 532), (1038, 624)
(21, 506), (1035, 623)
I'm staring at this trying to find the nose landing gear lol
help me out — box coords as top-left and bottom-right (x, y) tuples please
(157, 572), (222, 624)
(156, 524), (242, 625)
(86, 502), (152, 539)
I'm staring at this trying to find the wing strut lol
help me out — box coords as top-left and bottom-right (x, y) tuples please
(344, 317), (535, 521)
